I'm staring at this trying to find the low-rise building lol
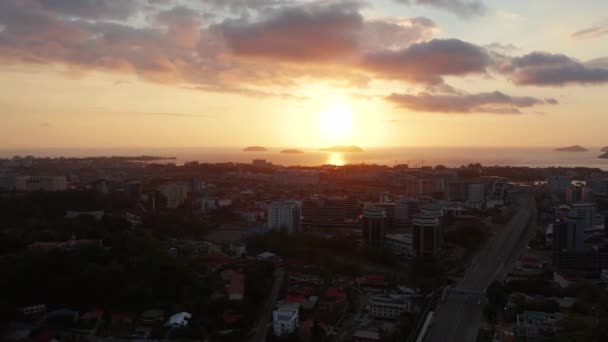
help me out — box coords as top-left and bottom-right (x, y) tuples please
(515, 311), (560, 341)
(368, 295), (413, 320)
(165, 312), (192, 329)
(14, 176), (68, 192)
(273, 307), (299, 337)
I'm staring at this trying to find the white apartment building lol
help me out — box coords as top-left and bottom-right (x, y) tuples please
(273, 307), (299, 337)
(368, 295), (413, 320)
(467, 183), (486, 209)
(268, 201), (301, 233)
(157, 182), (189, 209)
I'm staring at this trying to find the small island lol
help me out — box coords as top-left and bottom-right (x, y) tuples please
(243, 146), (267, 152)
(280, 149), (304, 154)
(554, 145), (588, 152)
(320, 145), (364, 153)
(601, 146), (608, 152)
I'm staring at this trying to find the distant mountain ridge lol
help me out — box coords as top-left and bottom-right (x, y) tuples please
(242, 146), (267, 152)
(554, 145), (588, 152)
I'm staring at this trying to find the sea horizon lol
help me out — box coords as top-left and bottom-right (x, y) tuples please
(2, 146), (608, 170)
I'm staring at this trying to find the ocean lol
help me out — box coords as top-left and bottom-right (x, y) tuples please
(1, 147), (608, 170)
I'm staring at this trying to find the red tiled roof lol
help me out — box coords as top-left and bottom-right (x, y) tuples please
(81, 309), (104, 320)
(285, 294), (307, 304)
(223, 312), (243, 325)
(111, 312), (135, 324)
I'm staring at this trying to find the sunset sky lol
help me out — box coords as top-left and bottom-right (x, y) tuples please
(1, 0), (607, 149)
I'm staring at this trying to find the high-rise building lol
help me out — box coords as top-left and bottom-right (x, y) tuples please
(268, 201), (302, 233)
(375, 203), (396, 230)
(395, 197), (419, 229)
(570, 203), (595, 230)
(379, 191), (390, 204)
(547, 175), (572, 195)
(565, 185), (592, 203)
(362, 207), (387, 246)
(467, 183), (486, 209)
(586, 175), (608, 195)
(413, 212), (441, 258)
(445, 181), (469, 202)
(301, 197), (359, 230)
(552, 218), (584, 252)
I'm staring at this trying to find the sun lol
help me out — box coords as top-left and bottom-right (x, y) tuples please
(318, 99), (354, 144)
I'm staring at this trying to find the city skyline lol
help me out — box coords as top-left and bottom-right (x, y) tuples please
(1, 0), (608, 149)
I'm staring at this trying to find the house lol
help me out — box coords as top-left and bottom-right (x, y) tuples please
(111, 312), (135, 327)
(229, 241), (247, 257)
(301, 296), (319, 311)
(553, 270), (579, 289)
(19, 304), (46, 318)
(258, 251), (279, 261)
(273, 307), (299, 337)
(165, 312), (192, 329)
(515, 311), (561, 341)
(319, 287), (348, 312)
(299, 319), (328, 341)
(358, 274), (386, 290)
(80, 309), (104, 323)
(223, 312), (243, 326)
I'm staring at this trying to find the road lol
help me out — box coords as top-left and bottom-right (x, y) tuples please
(424, 195), (537, 342)
(249, 267), (285, 342)
(335, 291), (370, 342)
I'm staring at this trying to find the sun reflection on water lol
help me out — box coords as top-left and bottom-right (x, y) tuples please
(326, 152), (345, 166)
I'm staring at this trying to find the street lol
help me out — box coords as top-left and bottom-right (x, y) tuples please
(424, 195), (537, 342)
(249, 267), (285, 342)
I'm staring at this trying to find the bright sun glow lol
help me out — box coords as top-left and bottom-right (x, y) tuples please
(318, 99), (354, 144)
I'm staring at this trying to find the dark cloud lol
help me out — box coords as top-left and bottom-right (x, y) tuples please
(361, 39), (491, 84)
(217, 2), (436, 63)
(571, 24), (608, 39)
(37, 0), (141, 20)
(199, 0), (294, 14)
(500, 52), (608, 86)
(586, 57), (608, 69)
(217, 2), (364, 62)
(393, 0), (486, 18)
(386, 91), (551, 114)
